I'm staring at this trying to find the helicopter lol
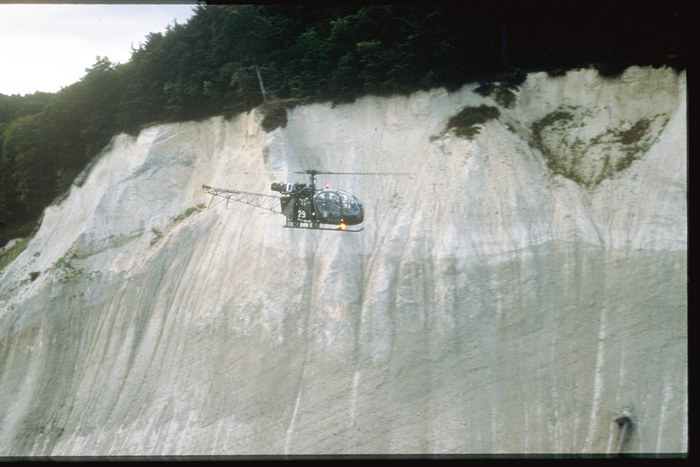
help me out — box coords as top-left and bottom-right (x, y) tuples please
(195, 169), (409, 232)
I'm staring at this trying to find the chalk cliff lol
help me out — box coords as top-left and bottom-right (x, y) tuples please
(0, 66), (687, 455)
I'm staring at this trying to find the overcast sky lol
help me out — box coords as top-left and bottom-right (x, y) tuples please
(0, 2), (197, 96)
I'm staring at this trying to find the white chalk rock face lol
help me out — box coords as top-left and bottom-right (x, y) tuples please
(0, 67), (686, 455)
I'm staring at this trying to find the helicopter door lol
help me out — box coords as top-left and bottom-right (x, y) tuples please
(314, 190), (343, 222)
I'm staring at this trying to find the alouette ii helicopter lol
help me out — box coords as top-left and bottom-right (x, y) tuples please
(195, 169), (408, 232)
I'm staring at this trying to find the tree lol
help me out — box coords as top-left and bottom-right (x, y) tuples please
(1, 114), (54, 219)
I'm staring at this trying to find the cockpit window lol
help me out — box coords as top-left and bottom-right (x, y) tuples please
(315, 191), (342, 218)
(314, 189), (362, 219)
(338, 191), (361, 215)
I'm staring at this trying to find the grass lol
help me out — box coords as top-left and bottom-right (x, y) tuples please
(152, 206), (199, 245)
(172, 206), (198, 223)
(50, 250), (85, 281)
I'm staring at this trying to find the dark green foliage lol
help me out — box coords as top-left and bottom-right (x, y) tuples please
(474, 83), (495, 97)
(447, 105), (500, 139)
(0, 92), (52, 125)
(493, 86), (517, 108)
(260, 103), (288, 132)
(474, 68), (527, 108)
(1, 57), (125, 227)
(592, 62), (633, 79)
(0, 3), (686, 236)
(0, 237), (32, 274)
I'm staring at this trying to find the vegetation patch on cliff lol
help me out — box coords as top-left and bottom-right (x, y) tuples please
(49, 249), (86, 282)
(152, 207), (199, 245)
(0, 236), (32, 275)
(475, 69), (527, 108)
(446, 105), (500, 140)
(258, 98), (306, 132)
(530, 106), (668, 187)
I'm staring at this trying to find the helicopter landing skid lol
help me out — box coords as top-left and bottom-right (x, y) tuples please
(283, 224), (364, 232)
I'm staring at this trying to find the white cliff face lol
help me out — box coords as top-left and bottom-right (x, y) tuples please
(0, 67), (687, 455)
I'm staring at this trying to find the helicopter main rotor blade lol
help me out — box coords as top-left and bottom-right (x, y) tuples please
(228, 171), (278, 174)
(293, 169), (413, 176)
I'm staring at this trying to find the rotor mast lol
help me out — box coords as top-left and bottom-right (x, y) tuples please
(305, 169), (319, 190)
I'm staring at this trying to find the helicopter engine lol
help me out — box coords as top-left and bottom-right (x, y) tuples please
(270, 182), (290, 194)
(271, 182), (312, 196)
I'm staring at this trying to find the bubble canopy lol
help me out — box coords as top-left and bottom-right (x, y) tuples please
(313, 189), (364, 225)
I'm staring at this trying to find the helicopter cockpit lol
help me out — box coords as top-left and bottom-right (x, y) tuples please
(314, 188), (364, 225)
(271, 180), (364, 227)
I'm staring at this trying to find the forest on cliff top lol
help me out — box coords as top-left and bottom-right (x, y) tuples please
(0, 3), (686, 239)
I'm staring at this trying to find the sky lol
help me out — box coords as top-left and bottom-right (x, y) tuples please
(0, 2), (198, 96)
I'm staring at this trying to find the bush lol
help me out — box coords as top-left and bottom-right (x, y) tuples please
(259, 102), (288, 132)
(446, 105), (500, 140)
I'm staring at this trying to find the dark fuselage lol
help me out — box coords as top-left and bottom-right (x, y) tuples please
(273, 182), (364, 228)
